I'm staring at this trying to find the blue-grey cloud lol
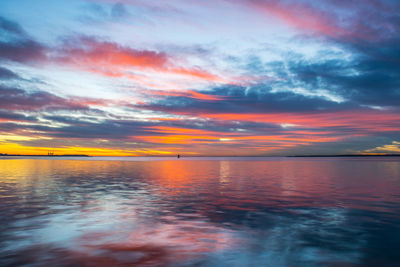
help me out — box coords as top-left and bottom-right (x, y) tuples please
(0, 16), (46, 63)
(138, 85), (357, 114)
(0, 66), (19, 79)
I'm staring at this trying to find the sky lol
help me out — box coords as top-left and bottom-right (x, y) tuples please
(0, 0), (399, 156)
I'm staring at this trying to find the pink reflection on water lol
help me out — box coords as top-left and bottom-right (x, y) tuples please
(70, 215), (239, 266)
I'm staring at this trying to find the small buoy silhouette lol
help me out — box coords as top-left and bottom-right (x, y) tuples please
(177, 154), (180, 158)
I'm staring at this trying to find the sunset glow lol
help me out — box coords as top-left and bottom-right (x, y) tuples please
(1, 0), (399, 156)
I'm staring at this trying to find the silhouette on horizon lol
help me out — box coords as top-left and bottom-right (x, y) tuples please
(177, 154), (180, 159)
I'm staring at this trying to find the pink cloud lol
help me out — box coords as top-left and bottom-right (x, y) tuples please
(245, 0), (349, 38)
(56, 37), (225, 83)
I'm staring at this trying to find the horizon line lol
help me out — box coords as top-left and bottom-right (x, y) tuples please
(1, 153), (400, 158)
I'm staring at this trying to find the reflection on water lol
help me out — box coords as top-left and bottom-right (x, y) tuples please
(1, 157), (400, 266)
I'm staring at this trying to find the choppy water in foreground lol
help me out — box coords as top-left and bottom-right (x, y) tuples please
(0, 157), (400, 266)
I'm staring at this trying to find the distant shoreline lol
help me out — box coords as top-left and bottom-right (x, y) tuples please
(1, 154), (399, 158)
(288, 154), (400, 157)
(0, 154), (90, 157)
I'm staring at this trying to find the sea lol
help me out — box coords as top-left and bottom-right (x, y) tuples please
(0, 156), (399, 266)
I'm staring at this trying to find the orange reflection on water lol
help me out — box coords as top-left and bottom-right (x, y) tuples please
(0, 159), (56, 185)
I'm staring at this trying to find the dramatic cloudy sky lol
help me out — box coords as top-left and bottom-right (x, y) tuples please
(0, 0), (399, 156)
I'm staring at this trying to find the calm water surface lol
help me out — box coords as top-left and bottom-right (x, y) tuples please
(0, 157), (400, 266)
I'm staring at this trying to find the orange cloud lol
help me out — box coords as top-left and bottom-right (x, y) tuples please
(140, 89), (226, 101)
(132, 125), (346, 150)
(201, 110), (400, 132)
(57, 37), (225, 83)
